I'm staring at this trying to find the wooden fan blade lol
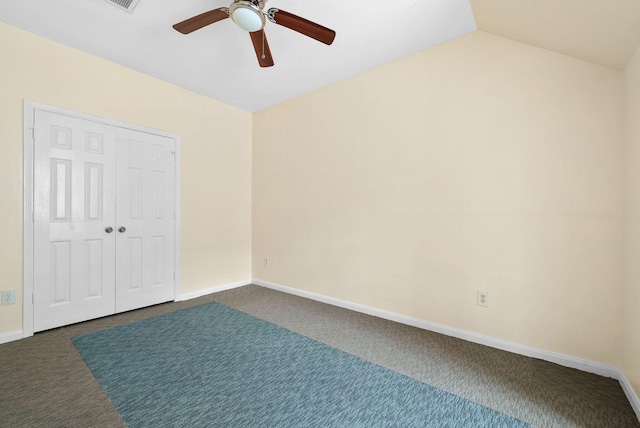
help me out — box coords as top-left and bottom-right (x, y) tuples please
(249, 30), (274, 68)
(173, 8), (229, 34)
(269, 9), (335, 45)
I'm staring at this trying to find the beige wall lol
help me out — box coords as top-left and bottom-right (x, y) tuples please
(253, 31), (624, 365)
(0, 23), (252, 335)
(623, 45), (640, 398)
(1, 19), (632, 380)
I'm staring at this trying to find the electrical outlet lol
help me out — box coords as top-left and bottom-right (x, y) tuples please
(1, 290), (16, 306)
(264, 257), (269, 267)
(477, 291), (489, 307)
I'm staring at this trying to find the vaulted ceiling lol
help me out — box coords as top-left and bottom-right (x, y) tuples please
(470, 0), (640, 70)
(1, 0), (639, 112)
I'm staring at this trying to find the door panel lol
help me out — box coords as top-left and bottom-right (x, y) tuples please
(33, 111), (117, 332)
(33, 110), (177, 331)
(115, 128), (175, 312)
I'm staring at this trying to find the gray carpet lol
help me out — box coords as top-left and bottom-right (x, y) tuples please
(71, 302), (530, 427)
(0, 284), (637, 428)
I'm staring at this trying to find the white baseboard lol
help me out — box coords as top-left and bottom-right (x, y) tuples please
(619, 369), (640, 421)
(177, 280), (251, 302)
(253, 278), (640, 418)
(0, 330), (24, 345)
(0, 281), (250, 345)
(0, 280), (251, 344)
(252, 278), (620, 379)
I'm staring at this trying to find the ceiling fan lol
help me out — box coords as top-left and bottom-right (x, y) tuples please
(173, 0), (336, 68)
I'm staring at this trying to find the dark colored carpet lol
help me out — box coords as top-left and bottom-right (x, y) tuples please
(72, 302), (529, 427)
(1, 285), (638, 427)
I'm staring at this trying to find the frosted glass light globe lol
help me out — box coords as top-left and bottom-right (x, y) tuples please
(231, 6), (264, 32)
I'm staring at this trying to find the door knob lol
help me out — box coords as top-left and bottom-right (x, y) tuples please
(105, 227), (113, 233)
(118, 226), (126, 233)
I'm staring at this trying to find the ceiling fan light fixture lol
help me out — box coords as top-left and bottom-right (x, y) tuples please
(229, 2), (265, 32)
(172, 1), (336, 68)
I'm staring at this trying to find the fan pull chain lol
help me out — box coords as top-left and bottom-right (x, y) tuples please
(261, 31), (266, 59)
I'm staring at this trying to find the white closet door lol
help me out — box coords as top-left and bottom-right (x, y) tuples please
(115, 128), (176, 312)
(33, 110), (117, 332)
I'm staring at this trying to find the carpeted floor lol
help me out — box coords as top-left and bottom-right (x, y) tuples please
(0, 284), (637, 428)
(71, 301), (530, 427)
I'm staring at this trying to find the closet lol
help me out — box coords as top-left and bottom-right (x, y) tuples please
(30, 108), (177, 332)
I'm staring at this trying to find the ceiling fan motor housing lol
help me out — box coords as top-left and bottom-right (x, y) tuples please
(229, 0), (266, 32)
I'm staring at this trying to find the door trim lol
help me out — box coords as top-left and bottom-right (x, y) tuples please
(22, 100), (181, 338)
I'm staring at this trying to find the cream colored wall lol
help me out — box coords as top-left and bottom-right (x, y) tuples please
(1, 18), (629, 374)
(253, 31), (624, 365)
(469, 0), (640, 70)
(623, 45), (640, 398)
(0, 23), (252, 335)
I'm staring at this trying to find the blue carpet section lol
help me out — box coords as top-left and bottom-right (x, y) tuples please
(72, 302), (530, 427)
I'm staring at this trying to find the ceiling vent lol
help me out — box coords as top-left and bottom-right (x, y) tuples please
(104, 0), (141, 13)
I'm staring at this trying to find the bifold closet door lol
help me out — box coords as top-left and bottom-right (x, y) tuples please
(33, 110), (117, 332)
(114, 128), (176, 313)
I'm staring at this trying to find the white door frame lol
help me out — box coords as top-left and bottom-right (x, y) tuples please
(22, 100), (181, 338)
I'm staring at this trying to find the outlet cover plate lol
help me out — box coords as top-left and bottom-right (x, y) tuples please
(477, 290), (489, 307)
(1, 290), (16, 306)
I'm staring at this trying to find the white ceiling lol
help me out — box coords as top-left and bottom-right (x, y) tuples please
(2, 1), (640, 112)
(0, 0), (477, 112)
